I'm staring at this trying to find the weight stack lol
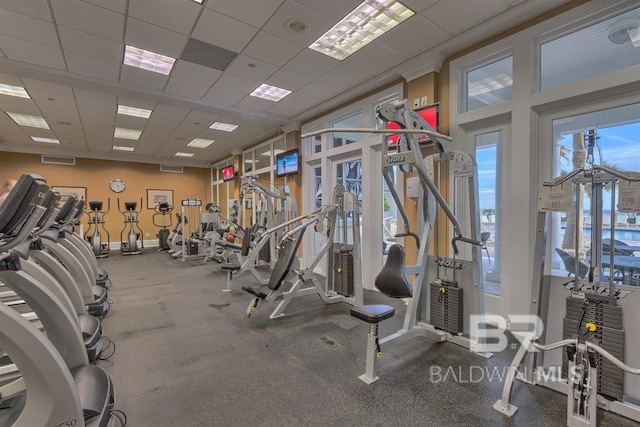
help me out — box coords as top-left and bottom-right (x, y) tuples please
(429, 281), (463, 334)
(188, 240), (199, 256)
(562, 296), (624, 400)
(259, 237), (271, 263)
(334, 248), (354, 296)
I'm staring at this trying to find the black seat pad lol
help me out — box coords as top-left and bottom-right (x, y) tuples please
(375, 244), (412, 298)
(242, 285), (268, 299)
(223, 242), (242, 251)
(350, 304), (395, 323)
(221, 263), (241, 271)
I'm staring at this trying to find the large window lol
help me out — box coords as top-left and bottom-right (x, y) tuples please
(466, 55), (513, 111)
(540, 7), (640, 92)
(549, 103), (640, 277)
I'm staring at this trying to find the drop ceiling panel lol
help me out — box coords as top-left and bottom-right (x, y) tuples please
(262, 1), (335, 48)
(171, 61), (222, 87)
(211, 73), (260, 94)
(423, 0), (509, 35)
(266, 101), (306, 116)
(401, 0), (440, 13)
(206, 0), (284, 28)
(203, 86), (246, 107)
(51, 0), (124, 42)
(0, 97), (38, 114)
(116, 97), (155, 111)
(128, 0), (201, 35)
(120, 66), (170, 91)
(295, 0), (361, 19)
(0, 9), (59, 47)
(82, 0), (127, 14)
(33, 98), (77, 116)
(165, 77), (211, 99)
(283, 49), (339, 78)
(126, 18), (188, 58)
(377, 15), (450, 58)
(344, 42), (407, 76)
(0, 72), (24, 86)
(65, 51), (121, 81)
(58, 27), (123, 63)
(0, 35), (66, 70)
(192, 9), (259, 54)
(317, 63), (370, 89)
(242, 31), (303, 67)
(225, 55), (279, 82)
(22, 78), (73, 95)
(234, 95), (276, 112)
(294, 79), (343, 102)
(1, 0), (52, 21)
(114, 114), (148, 129)
(266, 68), (314, 92)
(74, 88), (117, 108)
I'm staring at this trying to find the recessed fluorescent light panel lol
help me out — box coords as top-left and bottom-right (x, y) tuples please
(187, 138), (215, 148)
(114, 127), (142, 140)
(31, 136), (59, 144)
(117, 105), (152, 118)
(250, 84), (291, 102)
(209, 122), (238, 132)
(309, 0), (414, 60)
(7, 112), (50, 129)
(113, 145), (135, 152)
(175, 152), (194, 157)
(0, 83), (30, 98)
(123, 45), (176, 75)
(191, 0), (204, 3)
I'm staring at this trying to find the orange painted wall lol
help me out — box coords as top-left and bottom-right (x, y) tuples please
(0, 152), (209, 246)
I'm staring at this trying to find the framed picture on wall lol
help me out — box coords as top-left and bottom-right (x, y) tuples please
(147, 189), (173, 210)
(52, 186), (87, 205)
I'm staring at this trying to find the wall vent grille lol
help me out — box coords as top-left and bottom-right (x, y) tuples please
(41, 155), (75, 165)
(160, 164), (183, 173)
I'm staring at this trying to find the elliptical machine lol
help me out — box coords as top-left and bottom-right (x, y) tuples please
(84, 199), (110, 258)
(118, 198), (144, 255)
(153, 198), (173, 251)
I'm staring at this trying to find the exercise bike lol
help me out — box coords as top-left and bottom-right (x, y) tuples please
(118, 198), (144, 255)
(153, 199), (173, 251)
(84, 199), (110, 258)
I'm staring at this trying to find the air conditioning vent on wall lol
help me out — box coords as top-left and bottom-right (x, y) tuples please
(41, 155), (75, 165)
(160, 164), (183, 173)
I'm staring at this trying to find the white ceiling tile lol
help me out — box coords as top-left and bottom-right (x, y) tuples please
(120, 66), (170, 90)
(51, 0), (124, 41)
(266, 101), (306, 116)
(115, 114), (149, 129)
(400, 0), (440, 13)
(317, 63), (370, 89)
(1, 0), (52, 21)
(343, 42), (407, 76)
(284, 49), (339, 78)
(0, 97), (38, 114)
(171, 61), (222, 87)
(21, 78), (73, 96)
(423, 0), (509, 35)
(242, 31), (303, 67)
(0, 72), (25, 87)
(377, 15), (449, 58)
(262, 1), (336, 48)
(294, 0), (361, 19)
(59, 26), (123, 63)
(202, 87), (246, 106)
(65, 51), (121, 81)
(0, 34), (66, 70)
(205, 0), (284, 28)
(165, 77), (210, 98)
(212, 73), (259, 94)
(0, 10), (59, 47)
(266, 68), (314, 91)
(192, 9), (259, 54)
(129, 0), (201, 35)
(294, 79), (342, 102)
(234, 95), (276, 112)
(74, 87), (117, 107)
(81, 0), (127, 14)
(226, 55), (279, 82)
(126, 18), (188, 58)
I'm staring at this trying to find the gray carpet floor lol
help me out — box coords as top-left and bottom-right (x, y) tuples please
(96, 249), (638, 427)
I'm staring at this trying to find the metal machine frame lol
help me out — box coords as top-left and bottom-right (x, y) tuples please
(118, 197), (144, 255)
(84, 199), (110, 258)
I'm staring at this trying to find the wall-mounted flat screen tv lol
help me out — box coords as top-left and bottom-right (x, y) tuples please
(387, 103), (440, 148)
(276, 148), (300, 178)
(221, 165), (235, 182)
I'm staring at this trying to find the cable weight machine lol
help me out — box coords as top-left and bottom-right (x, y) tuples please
(84, 199), (110, 258)
(118, 198), (143, 255)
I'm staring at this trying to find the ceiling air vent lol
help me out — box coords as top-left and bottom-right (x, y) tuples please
(160, 164), (183, 173)
(41, 155), (75, 165)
